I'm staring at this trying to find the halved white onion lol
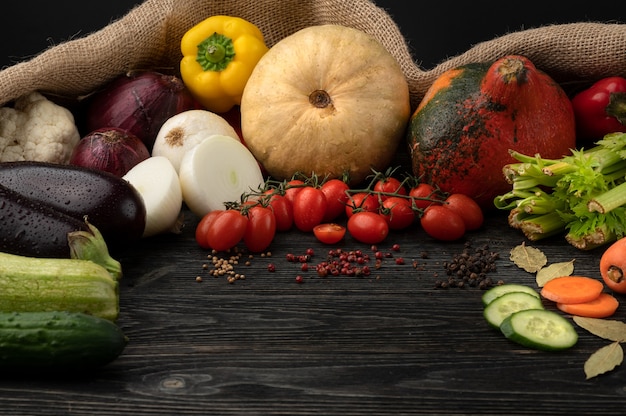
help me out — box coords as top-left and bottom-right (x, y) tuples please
(122, 156), (183, 237)
(179, 134), (264, 218)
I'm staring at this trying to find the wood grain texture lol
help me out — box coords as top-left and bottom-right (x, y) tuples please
(0, 209), (624, 415)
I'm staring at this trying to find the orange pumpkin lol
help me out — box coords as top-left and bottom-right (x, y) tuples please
(406, 55), (576, 209)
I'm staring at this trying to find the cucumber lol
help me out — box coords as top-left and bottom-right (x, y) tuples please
(483, 291), (544, 329)
(0, 250), (119, 321)
(0, 311), (128, 372)
(482, 283), (541, 306)
(500, 309), (578, 351)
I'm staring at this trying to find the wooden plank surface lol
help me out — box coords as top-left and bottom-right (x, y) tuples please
(1, 2), (626, 415)
(0, 208), (623, 415)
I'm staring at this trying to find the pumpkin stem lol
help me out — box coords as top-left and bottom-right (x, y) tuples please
(309, 90), (333, 109)
(497, 56), (528, 84)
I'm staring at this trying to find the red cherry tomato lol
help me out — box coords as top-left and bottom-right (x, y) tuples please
(292, 186), (327, 232)
(345, 192), (379, 218)
(347, 211), (389, 244)
(195, 209), (223, 249)
(409, 183), (441, 210)
(379, 196), (415, 230)
(420, 205), (466, 241)
(373, 176), (407, 200)
(243, 205), (276, 253)
(264, 190), (293, 231)
(313, 223), (346, 244)
(320, 178), (350, 222)
(206, 209), (249, 251)
(444, 193), (484, 231)
(284, 179), (305, 207)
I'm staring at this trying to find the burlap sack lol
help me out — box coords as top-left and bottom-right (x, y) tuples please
(0, 0), (625, 110)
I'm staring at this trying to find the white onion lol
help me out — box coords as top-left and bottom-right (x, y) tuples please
(152, 109), (240, 172)
(122, 156), (183, 237)
(179, 135), (264, 217)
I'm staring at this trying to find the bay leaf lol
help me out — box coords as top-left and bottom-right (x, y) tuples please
(574, 316), (626, 342)
(510, 243), (547, 273)
(584, 341), (623, 380)
(536, 260), (575, 287)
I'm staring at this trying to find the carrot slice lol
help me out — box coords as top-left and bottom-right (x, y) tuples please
(557, 292), (619, 318)
(540, 276), (604, 304)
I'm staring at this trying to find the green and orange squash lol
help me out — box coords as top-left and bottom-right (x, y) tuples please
(407, 55), (576, 209)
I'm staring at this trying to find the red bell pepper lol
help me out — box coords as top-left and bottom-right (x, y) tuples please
(571, 76), (626, 142)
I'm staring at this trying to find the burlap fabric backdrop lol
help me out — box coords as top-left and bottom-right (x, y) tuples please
(0, 0), (625, 110)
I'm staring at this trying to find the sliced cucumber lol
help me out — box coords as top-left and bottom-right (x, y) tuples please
(482, 283), (540, 306)
(483, 291), (544, 329)
(500, 309), (578, 351)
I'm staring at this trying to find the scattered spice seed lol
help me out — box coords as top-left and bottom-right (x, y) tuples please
(436, 241), (501, 289)
(200, 247), (271, 284)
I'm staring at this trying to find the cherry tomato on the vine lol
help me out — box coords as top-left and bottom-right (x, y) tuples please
(292, 186), (327, 232)
(374, 176), (407, 200)
(313, 223), (347, 244)
(243, 205), (276, 253)
(380, 196), (415, 230)
(264, 190), (293, 231)
(195, 209), (223, 249)
(347, 211), (389, 244)
(420, 205), (465, 241)
(206, 209), (249, 251)
(444, 193), (484, 231)
(409, 182), (441, 210)
(284, 179), (305, 207)
(345, 192), (379, 218)
(320, 178), (350, 222)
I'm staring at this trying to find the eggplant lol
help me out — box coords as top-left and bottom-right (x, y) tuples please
(0, 161), (146, 253)
(0, 184), (90, 258)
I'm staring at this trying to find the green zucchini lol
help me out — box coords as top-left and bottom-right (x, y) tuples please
(0, 251), (119, 321)
(0, 311), (128, 371)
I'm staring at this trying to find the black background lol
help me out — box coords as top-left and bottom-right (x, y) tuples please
(1, 1), (624, 70)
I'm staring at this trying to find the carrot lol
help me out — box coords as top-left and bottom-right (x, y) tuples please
(557, 292), (620, 318)
(540, 276), (604, 304)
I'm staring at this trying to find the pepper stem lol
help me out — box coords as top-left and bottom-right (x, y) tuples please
(196, 32), (235, 72)
(606, 91), (626, 125)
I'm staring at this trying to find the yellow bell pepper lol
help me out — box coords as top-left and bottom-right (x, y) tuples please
(180, 15), (269, 114)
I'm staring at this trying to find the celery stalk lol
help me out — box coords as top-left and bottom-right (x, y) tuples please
(588, 181), (626, 214)
(566, 225), (616, 250)
(519, 211), (568, 239)
(494, 132), (626, 250)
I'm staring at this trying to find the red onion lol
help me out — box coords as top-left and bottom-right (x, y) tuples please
(84, 71), (202, 151)
(69, 127), (150, 177)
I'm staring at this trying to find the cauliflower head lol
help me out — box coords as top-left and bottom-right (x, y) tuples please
(0, 92), (80, 163)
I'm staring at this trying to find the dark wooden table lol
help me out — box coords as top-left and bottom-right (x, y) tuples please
(2, 2), (626, 415)
(1, 205), (623, 415)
